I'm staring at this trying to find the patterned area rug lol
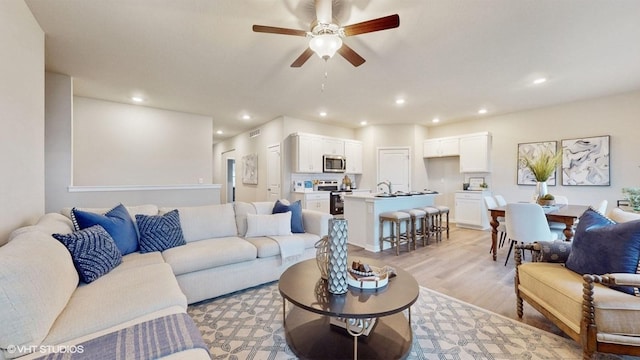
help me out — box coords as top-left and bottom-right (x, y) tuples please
(188, 282), (628, 360)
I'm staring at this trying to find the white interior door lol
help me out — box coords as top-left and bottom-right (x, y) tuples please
(266, 144), (281, 201)
(377, 147), (410, 193)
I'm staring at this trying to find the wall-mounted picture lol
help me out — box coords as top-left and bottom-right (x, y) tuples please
(241, 153), (258, 185)
(517, 141), (557, 185)
(561, 135), (610, 186)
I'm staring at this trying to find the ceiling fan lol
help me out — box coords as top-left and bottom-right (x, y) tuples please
(252, 0), (399, 67)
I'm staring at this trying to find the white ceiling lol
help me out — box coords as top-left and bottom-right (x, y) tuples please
(25, 0), (640, 142)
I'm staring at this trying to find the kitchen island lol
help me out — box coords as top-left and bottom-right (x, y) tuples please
(343, 192), (438, 252)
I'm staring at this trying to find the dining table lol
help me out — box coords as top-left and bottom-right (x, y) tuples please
(487, 204), (590, 261)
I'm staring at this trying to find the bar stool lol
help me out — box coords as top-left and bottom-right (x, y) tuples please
(435, 205), (450, 239)
(379, 211), (412, 255)
(422, 206), (441, 243)
(399, 208), (427, 248)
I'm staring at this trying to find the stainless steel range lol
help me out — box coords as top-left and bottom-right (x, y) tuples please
(315, 180), (352, 216)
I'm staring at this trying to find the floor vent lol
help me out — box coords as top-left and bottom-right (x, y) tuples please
(249, 128), (261, 138)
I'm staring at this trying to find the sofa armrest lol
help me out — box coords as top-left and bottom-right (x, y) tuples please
(301, 210), (333, 237)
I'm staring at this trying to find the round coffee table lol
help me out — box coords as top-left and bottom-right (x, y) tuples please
(279, 258), (419, 360)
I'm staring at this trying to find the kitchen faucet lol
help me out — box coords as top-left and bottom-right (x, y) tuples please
(377, 180), (392, 194)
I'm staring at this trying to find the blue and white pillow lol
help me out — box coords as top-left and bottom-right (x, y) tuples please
(135, 210), (186, 253)
(71, 203), (139, 255)
(53, 225), (123, 283)
(272, 199), (304, 233)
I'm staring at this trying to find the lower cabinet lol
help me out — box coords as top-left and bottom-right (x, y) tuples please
(291, 192), (330, 213)
(454, 191), (490, 230)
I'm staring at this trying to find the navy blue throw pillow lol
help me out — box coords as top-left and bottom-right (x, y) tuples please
(566, 208), (640, 295)
(53, 225), (123, 284)
(135, 210), (186, 253)
(273, 200), (304, 233)
(71, 204), (139, 255)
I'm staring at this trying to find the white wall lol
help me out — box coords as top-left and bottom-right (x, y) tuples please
(73, 97), (213, 186)
(425, 90), (640, 217)
(0, 0), (44, 245)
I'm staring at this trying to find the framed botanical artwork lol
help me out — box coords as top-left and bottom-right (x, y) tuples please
(561, 135), (610, 186)
(241, 153), (258, 185)
(517, 141), (557, 185)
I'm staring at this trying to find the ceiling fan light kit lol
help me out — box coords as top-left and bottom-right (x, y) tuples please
(309, 33), (343, 59)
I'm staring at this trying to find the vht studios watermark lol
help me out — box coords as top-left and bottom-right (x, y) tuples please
(6, 344), (84, 354)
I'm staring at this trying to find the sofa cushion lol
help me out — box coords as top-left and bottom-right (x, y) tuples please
(234, 202), (256, 237)
(273, 199), (304, 233)
(566, 208), (640, 295)
(162, 237), (257, 275)
(52, 225), (123, 284)
(244, 233), (320, 258)
(41, 263), (186, 346)
(71, 204), (139, 255)
(136, 210), (186, 253)
(160, 203), (237, 242)
(60, 204), (159, 221)
(0, 231), (79, 359)
(245, 212), (292, 238)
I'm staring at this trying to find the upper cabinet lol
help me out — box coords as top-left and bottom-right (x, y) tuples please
(292, 134), (323, 173)
(423, 137), (459, 158)
(322, 138), (344, 156)
(344, 140), (363, 174)
(459, 133), (491, 173)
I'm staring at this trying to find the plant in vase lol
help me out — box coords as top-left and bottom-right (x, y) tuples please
(523, 150), (562, 200)
(622, 187), (640, 211)
(537, 193), (556, 206)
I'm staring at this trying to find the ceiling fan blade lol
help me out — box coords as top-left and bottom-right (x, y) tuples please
(291, 48), (315, 67)
(342, 14), (400, 36)
(252, 25), (307, 37)
(337, 44), (365, 67)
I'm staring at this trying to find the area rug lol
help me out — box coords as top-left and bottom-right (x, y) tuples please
(188, 282), (627, 360)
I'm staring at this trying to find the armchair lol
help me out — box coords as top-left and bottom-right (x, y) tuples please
(515, 242), (640, 359)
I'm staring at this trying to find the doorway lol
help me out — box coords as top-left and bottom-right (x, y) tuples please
(221, 149), (236, 204)
(377, 147), (411, 193)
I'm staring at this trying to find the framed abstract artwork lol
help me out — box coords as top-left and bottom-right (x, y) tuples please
(241, 153), (258, 185)
(517, 141), (557, 185)
(561, 135), (610, 186)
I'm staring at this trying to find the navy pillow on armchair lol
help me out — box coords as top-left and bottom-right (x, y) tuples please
(565, 208), (640, 295)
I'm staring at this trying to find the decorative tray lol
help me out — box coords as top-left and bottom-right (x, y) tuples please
(347, 264), (395, 289)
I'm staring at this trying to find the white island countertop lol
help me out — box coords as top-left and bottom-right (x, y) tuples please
(343, 192), (438, 252)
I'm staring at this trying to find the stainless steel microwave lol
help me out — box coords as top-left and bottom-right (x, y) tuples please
(323, 155), (346, 173)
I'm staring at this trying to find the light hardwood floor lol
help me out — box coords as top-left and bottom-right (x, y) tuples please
(348, 223), (566, 337)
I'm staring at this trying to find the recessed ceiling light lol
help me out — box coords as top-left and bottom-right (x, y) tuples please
(242, 114), (251, 120)
(478, 108), (488, 114)
(395, 98), (406, 105)
(360, 121), (367, 126)
(131, 96), (144, 103)
(432, 118), (440, 123)
(216, 130), (223, 135)
(319, 111), (327, 117)
(533, 77), (547, 85)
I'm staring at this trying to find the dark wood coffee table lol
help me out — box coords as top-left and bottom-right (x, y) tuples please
(279, 258), (419, 360)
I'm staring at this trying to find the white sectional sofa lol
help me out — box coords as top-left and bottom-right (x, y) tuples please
(0, 201), (331, 360)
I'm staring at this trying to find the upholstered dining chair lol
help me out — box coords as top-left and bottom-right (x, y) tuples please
(494, 194), (507, 207)
(484, 196), (507, 251)
(504, 203), (564, 266)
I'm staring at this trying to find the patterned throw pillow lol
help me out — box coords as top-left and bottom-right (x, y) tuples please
(71, 203), (139, 255)
(566, 208), (640, 295)
(135, 210), (186, 253)
(272, 199), (305, 233)
(53, 225), (123, 283)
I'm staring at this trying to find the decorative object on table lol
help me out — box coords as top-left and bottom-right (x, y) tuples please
(561, 135), (610, 186)
(327, 218), (349, 294)
(537, 193), (556, 206)
(314, 236), (329, 280)
(241, 153), (258, 185)
(622, 187), (640, 211)
(517, 141), (558, 186)
(468, 177), (485, 190)
(347, 260), (396, 289)
(520, 142), (562, 201)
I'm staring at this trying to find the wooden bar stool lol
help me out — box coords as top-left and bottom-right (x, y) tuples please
(399, 208), (427, 248)
(422, 206), (441, 243)
(435, 205), (450, 239)
(379, 211), (412, 255)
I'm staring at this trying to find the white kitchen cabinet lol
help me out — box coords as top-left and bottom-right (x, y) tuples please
(292, 134), (323, 173)
(343, 140), (363, 174)
(455, 190), (490, 230)
(291, 192), (330, 213)
(423, 137), (459, 158)
(322, 137), (344, 156)
(459, 133), (491, 172)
